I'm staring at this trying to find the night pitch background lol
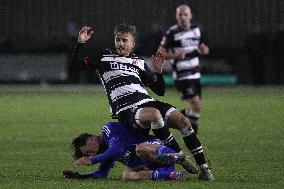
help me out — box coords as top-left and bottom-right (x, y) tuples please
(1, 0), (284, 188)
(0, 87), (283, 189)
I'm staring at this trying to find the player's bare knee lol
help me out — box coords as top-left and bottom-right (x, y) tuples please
(140, 108), (162, 123)
(181, 115), (191, 126)
(168, 110), (190, 129)
(149, 108), (162, 122)
(179, 115), (194, 132)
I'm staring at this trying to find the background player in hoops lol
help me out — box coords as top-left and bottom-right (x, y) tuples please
(70, 23), (214, 180)
(158, 5), (209, 135)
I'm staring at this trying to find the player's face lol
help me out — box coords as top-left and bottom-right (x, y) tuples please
(80, 136), (100, 157)
(176, 7), (192, 29)
(115, 32), (135, 56)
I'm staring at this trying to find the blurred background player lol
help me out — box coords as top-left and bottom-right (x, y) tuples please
(62, 122), (199, 181)
(158, 5), (209, 135)
(71, 24), (215, 181)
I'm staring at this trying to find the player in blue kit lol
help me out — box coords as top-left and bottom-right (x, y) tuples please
(62, 122), (199, 181)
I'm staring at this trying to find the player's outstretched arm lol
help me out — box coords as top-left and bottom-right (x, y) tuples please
(62, 160), (114, 179)
(74, 146), (117, 167)
(69, 26), (97, 71)
(75, 156), (93, 166)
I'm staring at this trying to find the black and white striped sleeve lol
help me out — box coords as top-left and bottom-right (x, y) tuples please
(69, 43), (99, 71)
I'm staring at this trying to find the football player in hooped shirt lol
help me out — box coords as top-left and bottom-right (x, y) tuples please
(62, 122), (199, 180)
(158, 5), (210, 135)
(70, 23), (213, 181)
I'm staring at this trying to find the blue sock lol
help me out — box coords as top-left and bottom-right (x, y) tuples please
(150, 171), (172, 180)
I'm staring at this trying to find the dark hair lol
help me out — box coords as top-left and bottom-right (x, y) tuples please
(114, 23), (136, 39)
(71, 133), (93, 160)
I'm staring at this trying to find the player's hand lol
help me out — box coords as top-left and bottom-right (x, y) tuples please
(75, 157), (93, 166)
(152, 51), (165, 73)
(78, 26), (94, 43)
(173, 51), (187, 60)
(198, 43), (209, 55)
(62, 170), (82, 179)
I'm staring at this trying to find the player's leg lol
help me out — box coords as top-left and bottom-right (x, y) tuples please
(135, 142), (199, 174)
(122, 169), (152, 180)
(138, 100), (205, 168)
(167, 110), (215, 181)
(137, 107), (182, 153)
(122, 169), (186, 181)
(177, 79), (201, 134)
(122, 161), (186, 181)
(122, 165), (170, 181)
(183, 95), (201, 134)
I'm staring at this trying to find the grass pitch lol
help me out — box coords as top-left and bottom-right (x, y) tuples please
(0, 86), (283, 189)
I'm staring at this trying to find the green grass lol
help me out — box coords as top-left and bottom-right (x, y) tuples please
(0, 87), (283, 189)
